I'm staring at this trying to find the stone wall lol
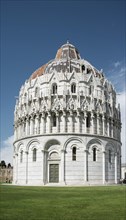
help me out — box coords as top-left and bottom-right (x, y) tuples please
(0, 167), (13, 183)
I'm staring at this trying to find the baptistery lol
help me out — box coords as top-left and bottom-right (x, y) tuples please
(13, 42), (121, 185)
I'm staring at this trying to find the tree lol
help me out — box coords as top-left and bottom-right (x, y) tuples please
(7, 163), (11, 168)
(0, 160), (6, 168)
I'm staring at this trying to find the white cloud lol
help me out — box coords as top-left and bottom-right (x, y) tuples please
(107, 60), (125, 92)
(117, 91), (126, 163)
(114, 61), (121, 68)
(106, 60), (126, 163)
(0, 135), (14, 165)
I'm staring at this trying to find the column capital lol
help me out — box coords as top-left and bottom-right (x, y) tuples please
(102, 114), (105, 120)
(91, 111), (94, 119)
(69, 110), (73, 116)
(61, 149), (66, 153)
(111, 119), (114, 124)
(41, 150), (48, 153)
(102, 150), (106, 154)
(84, 149), (88, 153)
(47, 110), (51, 117)
(97, 113), (100, 118)
(25, 151), (29, 154)
(84, 111), (87, 118)
(56, 112), (59, 117)
(36, 113), (40, 119)
(63, 111), (66, 117)
(31, 114), (34, 120)
(106, 116), (110, 121)
(42, 112), (45, 118)
(77, 112), (80, 117)
(26, 116), (29, 122)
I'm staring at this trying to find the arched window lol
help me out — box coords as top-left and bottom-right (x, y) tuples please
(33, 148), (37, 162)
(52, 113), (56, 127)
(93, 148), (96, 161)
(71, 83), (76, 93)
(72, 147), (76, 161)
(82, 65), (85, 72)
(20, 150), (23, 163)
(35, 87), (38, 97)
(52, 83), (57, 94)
(24, 93), (27, 102)
(109, 150), (111, 163)
(87, 68), (91, 74)
(86, 114), (90, 128)
(89, 86), (92, 95)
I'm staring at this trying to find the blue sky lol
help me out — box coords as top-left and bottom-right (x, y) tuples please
(1, 0), (126, 163)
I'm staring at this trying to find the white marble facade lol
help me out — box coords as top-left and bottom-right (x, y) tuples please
(13, 42), (122, 185)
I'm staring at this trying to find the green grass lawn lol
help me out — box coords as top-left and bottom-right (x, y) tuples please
(0, 185), (125, 220)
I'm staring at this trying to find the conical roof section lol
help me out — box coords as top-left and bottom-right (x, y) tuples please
(55, 41), (81, 60)
(30, 42), (82, 80)
(30, 42), (103, 80)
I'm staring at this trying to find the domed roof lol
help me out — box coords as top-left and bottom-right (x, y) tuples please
(30, 42), (82, 80)
(55, 41), (81, 60)
(30, 42), (102, 80)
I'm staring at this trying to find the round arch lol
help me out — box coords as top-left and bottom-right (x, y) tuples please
(63, 137), (84, 151)
(17, 142), (24, 152)
(44, 139), (61, 151)
(26, 139), (40, 152)
(86, 138), (103, 151)
(105, 142), (115, 152)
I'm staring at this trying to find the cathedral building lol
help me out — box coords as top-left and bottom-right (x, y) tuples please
(13, 42), (121, 185)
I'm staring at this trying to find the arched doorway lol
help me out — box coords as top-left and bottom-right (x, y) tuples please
(48, 151), (60, 183)
(44, 139), (61, 184)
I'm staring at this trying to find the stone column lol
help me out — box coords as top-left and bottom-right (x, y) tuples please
(97, 113), (100, 135)
(107, 117), (110, 137)
(56, 112), (59, 133)
(14, 124), (17, 140)
(25, 151), (28, 184)
(21, 119), (24, 137)
(115, 153), (117, 184)
(17, 122), (20, 139)
(77, 111), (80, 133)
(20, 122), (23, 137)
(111, 118), (113, 138)
(119, 123), (121, 141)
(63, 111), (66, 133)
(12, 155), (16, 184)
(61, 149), (65, 184)
(42, 150), (48, 184)
(115, 122), (117, 139)
(84, 111), (87, 133)
(41, 150), (45, 185)
(102, 151), (106, 184)
(16, 124), (18, 139)
(102, 114), (105, 136)
(19, 121), (22, 138)
(69, 110), (73, 133)
(15, 153), (18, 184)
(120, 155), (122, 179)
(91, 112), (94, 134)
(47, 112), (51, 133)
(36, 114), (40, 134)
(26, 117), (29, 136)
(30, 116), (34, 135)
(41, 112), (45, 133)
(84, 150), (88, 182)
